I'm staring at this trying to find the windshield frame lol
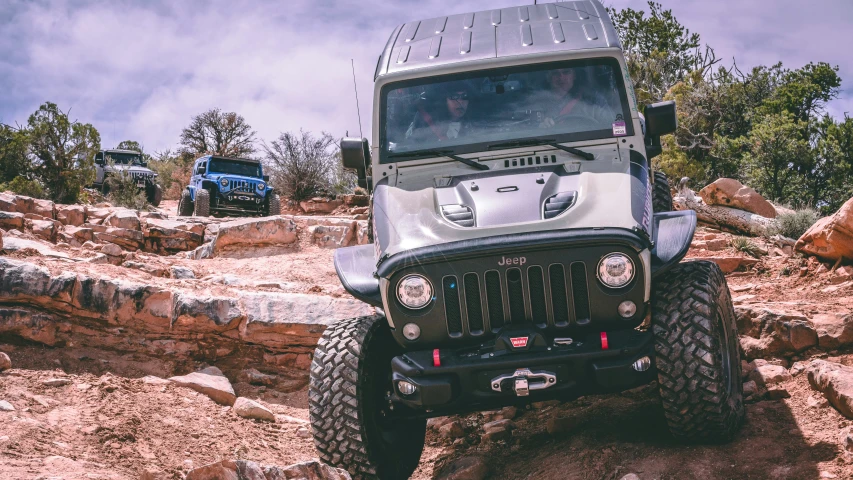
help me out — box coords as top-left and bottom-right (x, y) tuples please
(104, 151), (144, 166)
(378, 57), (634, 164)
(208, 157), (263, 178)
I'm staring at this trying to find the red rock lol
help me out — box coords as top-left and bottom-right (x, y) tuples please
(689, 257), (758, 274)
(56, 205), (86, 226)
(0, 211), (25, 230)
(169, 366), (236, 406)
(699, 178), (777, 218)
(438, 420), (465, 438)
(749, 364), (792, 388)
(299, 198), (343, 214)
(796, 197), (853, 262)
(435, 456), (488, 480)
(706, 238), (728, 251)
(807, 360), (853, 419)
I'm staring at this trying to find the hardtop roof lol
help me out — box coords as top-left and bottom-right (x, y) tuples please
(102, 149), (142, 155)
(376, 0), (619, 78)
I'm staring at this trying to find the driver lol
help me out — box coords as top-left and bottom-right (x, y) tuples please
(405, 81), (476, 143)
(535, 67), (609, 129)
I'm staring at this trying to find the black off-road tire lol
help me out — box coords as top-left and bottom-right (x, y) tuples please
(309, 315), (426, 480)
(267, 193), (281, 216)
(149, 184), (163, 207)
(652, 261), (745, 441)
(653, 170), (673, 212)
(178, 190), (194, 216)
(194, 189), (210, 217)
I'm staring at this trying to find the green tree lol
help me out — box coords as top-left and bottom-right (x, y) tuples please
(26, 102), (100, 203)
(263, 130), (336, 203)
(0, 124), (31, 183)
(608, 1), (715, 105)
(743, 113), (809, 205)
(179, 108), (256, 158)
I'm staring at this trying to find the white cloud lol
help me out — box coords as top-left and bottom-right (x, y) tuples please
(1, 0), (850, 155)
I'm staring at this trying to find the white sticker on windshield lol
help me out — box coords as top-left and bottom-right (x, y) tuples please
(612, 121), (627, 136)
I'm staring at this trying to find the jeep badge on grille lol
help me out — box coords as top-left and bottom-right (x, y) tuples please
(498, 256), (527, 266)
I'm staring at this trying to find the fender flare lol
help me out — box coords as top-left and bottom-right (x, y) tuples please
(334, 244), (382, 307)
(650, 210), (697, 278)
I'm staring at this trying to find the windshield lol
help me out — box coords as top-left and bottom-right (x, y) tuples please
(380, 58), (633, 162)
(208, 158), (262, 177)
(105, 152), (143, 166)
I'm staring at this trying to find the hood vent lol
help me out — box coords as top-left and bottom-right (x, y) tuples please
(441, 204), (475, 227)
(543, 192), (577, 219)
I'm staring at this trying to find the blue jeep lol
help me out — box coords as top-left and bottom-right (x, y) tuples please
(177, 155), (281, 217)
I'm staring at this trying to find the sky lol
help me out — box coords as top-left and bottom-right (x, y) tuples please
(1, 0), (851, 154)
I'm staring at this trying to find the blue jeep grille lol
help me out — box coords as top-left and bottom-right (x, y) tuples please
(229, 179), (258, 193)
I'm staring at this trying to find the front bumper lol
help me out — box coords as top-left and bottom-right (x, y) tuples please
(390, 328), (655, 414)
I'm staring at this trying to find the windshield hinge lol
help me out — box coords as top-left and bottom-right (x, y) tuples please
(632, 226), (654, 249)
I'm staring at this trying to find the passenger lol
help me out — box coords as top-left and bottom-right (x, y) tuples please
(405, 82), (476, 144)
(534, 67), (610, 129)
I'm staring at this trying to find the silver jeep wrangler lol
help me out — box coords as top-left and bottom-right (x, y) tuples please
(93, 149), (163, 207)
(310, 3), (744, 478)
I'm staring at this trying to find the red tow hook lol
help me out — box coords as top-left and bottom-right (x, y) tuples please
(600, 332), (609, 350)
(433, 349), (441, 367)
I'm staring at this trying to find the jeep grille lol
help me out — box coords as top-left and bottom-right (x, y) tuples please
(228, 179), (259, 193)
(441, 262), (591, 335)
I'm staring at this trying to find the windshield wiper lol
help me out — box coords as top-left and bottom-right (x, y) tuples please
(388, 150), (489, 170)
(486, 139), (594, 161)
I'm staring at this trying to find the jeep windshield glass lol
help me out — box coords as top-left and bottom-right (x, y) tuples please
(104, 152), (143, 165)
(379, 58), (633, 163)
(208, 159), (261, 178)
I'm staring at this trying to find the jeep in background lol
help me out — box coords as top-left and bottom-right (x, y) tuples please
(93, 149), (163, 207)
(177, 155), (281, 217)
(310, 2), (744, 479)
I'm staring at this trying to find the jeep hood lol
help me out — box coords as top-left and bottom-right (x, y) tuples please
(373, 146), (652, 260)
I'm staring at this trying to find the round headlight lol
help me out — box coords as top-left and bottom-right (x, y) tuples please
(396, 275), (433, 310)
(220, 178), (228, 187)
(258, 183), (266, 190)
(597, 253), (635, 288)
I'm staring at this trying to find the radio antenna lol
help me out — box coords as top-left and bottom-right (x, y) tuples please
(351, 59), (365, 139)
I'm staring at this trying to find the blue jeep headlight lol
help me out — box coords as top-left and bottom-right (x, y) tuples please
(257, 183), (266, 191)
(220, 178), (228, 187)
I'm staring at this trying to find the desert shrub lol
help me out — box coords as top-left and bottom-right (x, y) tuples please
(771, 208), (820, 240)
(264, 130), (337, 203)
(106, 170), (148, 210)
(148, 150), (193, 200)
(731, 236), (765, 258)
(0, 177), (45, 198)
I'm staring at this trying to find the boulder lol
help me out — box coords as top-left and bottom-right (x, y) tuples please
(233, 397), (275, 422)
(811, 313), (853, 349)
(58, 226), (94, 247)
(699, 178), (777, 218)
(241, 368), (276, 386)
(12, 195), (55, 219)
(95, 227), (144, 251)
(438, 420), (465, 438)
(143, 218), (205, 254)
(170, 266), (196, 279)
(807, 360), (853, 419)
(100, 243), (123, 257)
(0, 352), (10, 371)
(796, 197), (853, 263)
(0, 193), (15, 211)
(265, 460), (352, 480)
(689, 256), (758, 274)
(105, 209), (140, 230)
(186, 459), (351, 480)
(212, 217), (298, 255)
(308, 224), (355, 249)
(435, 456), (488, 480)
(0, 211), (25, 230)
(736, 306), (817, 358)
(56, 205), (86, 226)
(341, 194), (369, 207)
(168, 366), (237, 406)
(29, 219), (57, 242)
(299, 198), (343, 214)
(748, 364), (792, 388)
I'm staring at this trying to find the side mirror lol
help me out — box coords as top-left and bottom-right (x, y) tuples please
(341, 137), (372, 191)
(644, 101), (677, 137)
(263, 175), (270, 182)
(643, 100), (677, 159)
(198, 166), (206, 175)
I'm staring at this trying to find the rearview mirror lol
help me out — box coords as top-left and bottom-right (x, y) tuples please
(644, 101), (677, 137)
(341, 137), (371, 191)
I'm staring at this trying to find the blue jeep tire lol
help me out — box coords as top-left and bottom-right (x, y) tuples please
(194, 189), (210, 217)
(178, 190), (194, 217)
(267, 193), (281, 216)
